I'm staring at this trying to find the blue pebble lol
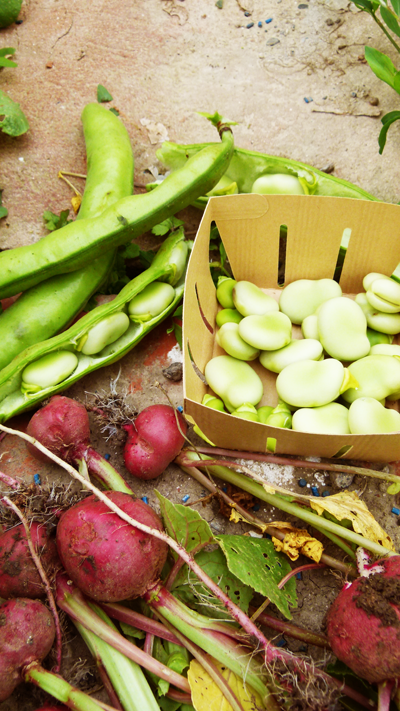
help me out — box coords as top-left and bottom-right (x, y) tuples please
(298, 478), (307, 487)
(265, 17), (273, 23)
(311, 486), (319, 496)
(322, 490), (330, 497)
(177, 406), (183, 413)
(392, 507), (400, 515)
(276, 638), (287, 647)
(258, 21), (263, 26)
(246, 22), (254, 28)
(141, 496), (149, 504)
(222, 486), (228, 492)
(295, 572), (302, 580)
(304, 97), (313, 104)
(244, 10), (251, 16)
(252, 503), (260, 512)
(34, 473), (41, 485)
(182, 494), (190, 503)
(104, 453), (111, 461)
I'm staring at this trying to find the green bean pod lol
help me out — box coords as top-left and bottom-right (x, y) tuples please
(0, 115), (235, 299)
(155, 142), (379, 207)
(0, 103), (134, 369)
(0, 228), (188, 422)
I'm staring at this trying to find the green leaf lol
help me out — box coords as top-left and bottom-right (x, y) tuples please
(0, 89), (29, 136)
(118, 620), (145, 640)
(43, 208), (72, 231)
(393, 70), (400, 93)
(351, 0), (376, 12)
(139, 249), (155, 268)
(0, 47), (16, 57)
(391, 0), (400, 15)
(380, 5), (400, 36)
(215, 534), (297, 619)
(326, 659), (377, 710)
(172, 546), (254, 617)
(109, 107), (120, 116)
(0, 190), (7, 220)
(0, 48), (17, 68)
(0, 57), (17, 68)
(121, 243), (141, 260)
(155, 491), (214, 560)
(378, 110), (400, 153)
(152, 217), (184, 236)
(97, 84), (113, 102)
(158, 698), (181, 711)
(365, 46), (397, 88)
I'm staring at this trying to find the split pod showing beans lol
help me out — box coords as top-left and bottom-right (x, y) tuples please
(154, 140), (379, 208)
(0, 113), (235, 299)
(0, 228), (188, 422)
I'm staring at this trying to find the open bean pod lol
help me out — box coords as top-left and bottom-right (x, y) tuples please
(0, 229), (188, 422)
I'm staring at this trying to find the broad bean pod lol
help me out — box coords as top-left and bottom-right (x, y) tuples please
(155, 142), (378, 207)
(0, 228), (188, 422)
(0, 103), (134, 369)
(0, 115), (235, 299)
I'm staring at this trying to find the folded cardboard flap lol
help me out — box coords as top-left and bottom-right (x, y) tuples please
(183, 194), (400, 461)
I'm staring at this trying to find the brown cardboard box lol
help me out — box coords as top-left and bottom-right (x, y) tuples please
(183, 193), (400, 462)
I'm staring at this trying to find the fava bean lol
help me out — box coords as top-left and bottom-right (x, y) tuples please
(276, 358), (354, 408)
(366, 328), (393, 346)
(233, 281), (279, 317)
(215, 308), (243, 327)
(238, 312), (292, 351)
(292, 403), (350, 435)
(259, 338), (323, 373)
(256, 405), (274, 423)
(264, 400), (292, 429)
(301, 314), (319, 340)
(251, 174), (305, 195)
(342, 354), (400, 404)
(204, 354), (263, 412)
(355, 293), (400, 334)
(231, 403), (260, 421)
(279, 278), (342, 325)
(128, 282), (176, 323)
(77, 312), (130, 355)
(216, 322), (260, 361)
(369, 343), (400, 356)
(317, 296), (370, 362)
(348, 397), (400, 434)
(216, 277), (237, 309)
(21, 351), (78, 394)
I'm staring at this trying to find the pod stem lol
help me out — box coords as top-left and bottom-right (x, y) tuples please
(99, 602), (182, 645)
(0, 423), (373, 710)
(248, 606), (329, 648)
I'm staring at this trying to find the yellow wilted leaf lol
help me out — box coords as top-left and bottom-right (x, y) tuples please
(271, 523), (323, 563)
(310, 490), (395, 551)
(71, 195), (82, 213)
(188, 659), (264, 711)
(229, 507), (269, 533)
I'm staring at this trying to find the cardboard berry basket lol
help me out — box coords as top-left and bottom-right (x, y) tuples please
(182, 193), (400, 462)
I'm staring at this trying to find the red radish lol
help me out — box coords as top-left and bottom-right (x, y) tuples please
(56, 491), (168, 602)
(0, 521), (59, 599)
(123, 404), (187, 480)
(0, 597), (55, 701)
(26, 396), (133, 494)
(326, 555), (400, 684)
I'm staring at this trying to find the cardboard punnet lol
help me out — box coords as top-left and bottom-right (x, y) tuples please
(182, 193), (400, 462)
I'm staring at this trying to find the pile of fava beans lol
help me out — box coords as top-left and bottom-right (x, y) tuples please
(202, 273), (400, 436)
